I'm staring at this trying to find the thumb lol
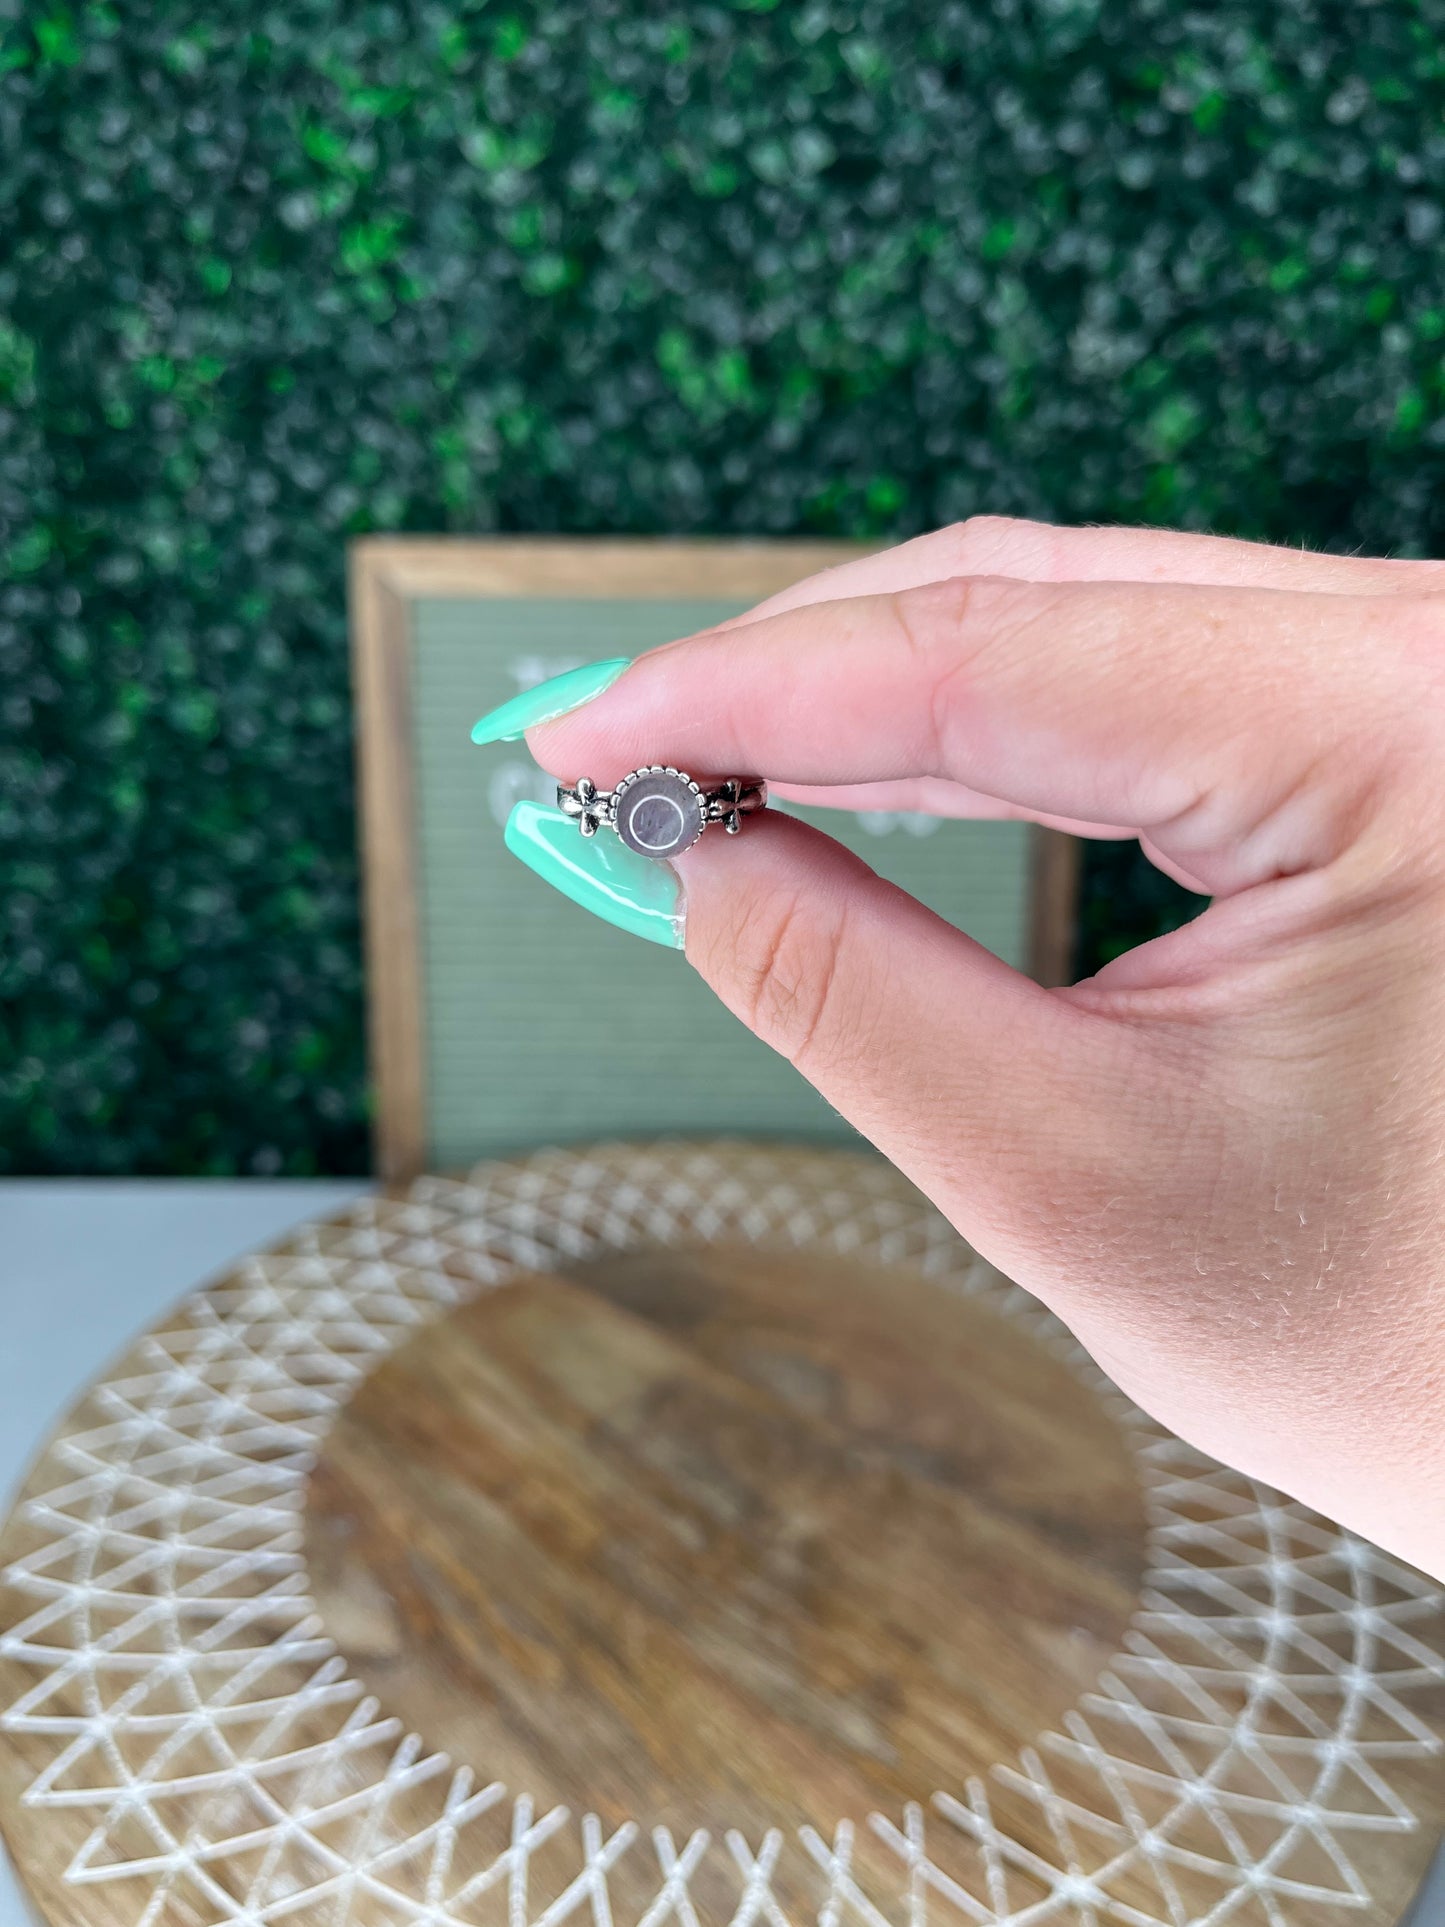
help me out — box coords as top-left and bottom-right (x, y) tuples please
(672, 809), (1134, 1272)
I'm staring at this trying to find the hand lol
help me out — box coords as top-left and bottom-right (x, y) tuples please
(525, 518), (1445, 1578)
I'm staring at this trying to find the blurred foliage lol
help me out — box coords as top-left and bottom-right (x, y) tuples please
(3, 0), (1444, 1172)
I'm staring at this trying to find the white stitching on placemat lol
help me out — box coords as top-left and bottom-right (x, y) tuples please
(1, 1143), (1442, 1927)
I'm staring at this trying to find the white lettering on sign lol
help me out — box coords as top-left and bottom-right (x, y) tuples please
(488, 760), (556, 827)
(853, 811), (942, 838)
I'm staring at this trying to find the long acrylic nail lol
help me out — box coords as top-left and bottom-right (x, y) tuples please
(504, 800), (685, 949)
(471, 657), (632, 745)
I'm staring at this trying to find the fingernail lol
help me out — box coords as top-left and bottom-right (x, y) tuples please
(503, 800), (685, 949)
(471, 657), (632, 745)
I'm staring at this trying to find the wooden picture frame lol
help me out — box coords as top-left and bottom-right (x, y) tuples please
(348, 537), (1080, 1180)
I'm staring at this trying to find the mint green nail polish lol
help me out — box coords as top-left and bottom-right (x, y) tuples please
(504, 800), (685, 949)
(471, 657), (631, 745)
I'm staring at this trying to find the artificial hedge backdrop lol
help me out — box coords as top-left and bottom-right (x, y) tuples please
(5, 1), (1445, 1173)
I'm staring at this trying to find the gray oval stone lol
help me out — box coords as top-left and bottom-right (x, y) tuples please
(614, 770), (705, 859)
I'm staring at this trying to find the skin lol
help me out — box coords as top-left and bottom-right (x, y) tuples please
(529, 518), (1445, 1580)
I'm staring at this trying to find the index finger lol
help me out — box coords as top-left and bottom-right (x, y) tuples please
(529, 575), (1397, 886)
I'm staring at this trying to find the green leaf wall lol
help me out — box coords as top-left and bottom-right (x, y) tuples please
(4, 1), (1440, 1172)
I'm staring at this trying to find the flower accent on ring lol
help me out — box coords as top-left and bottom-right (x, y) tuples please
(559, 775), (607, 838)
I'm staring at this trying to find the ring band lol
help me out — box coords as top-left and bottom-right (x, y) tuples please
(557, 766), (767, 860)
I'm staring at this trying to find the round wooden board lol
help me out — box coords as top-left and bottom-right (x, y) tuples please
(1, 1142), (1443, 1927)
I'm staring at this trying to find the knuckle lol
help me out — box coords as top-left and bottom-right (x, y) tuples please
(892, 572), (1038, 768)
(730, 883), (849, 1072)
(943, 514), (1045, 574)
(906, 568), (1029, 645)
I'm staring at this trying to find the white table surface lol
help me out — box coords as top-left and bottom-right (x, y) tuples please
(0, 1180), (370, 1927)
(1, 1180), (1441, 1927)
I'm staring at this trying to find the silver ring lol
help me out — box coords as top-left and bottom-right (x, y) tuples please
(557, 766), (768, 860)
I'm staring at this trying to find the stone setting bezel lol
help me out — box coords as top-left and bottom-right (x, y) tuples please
(610, 765), (707, 859)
